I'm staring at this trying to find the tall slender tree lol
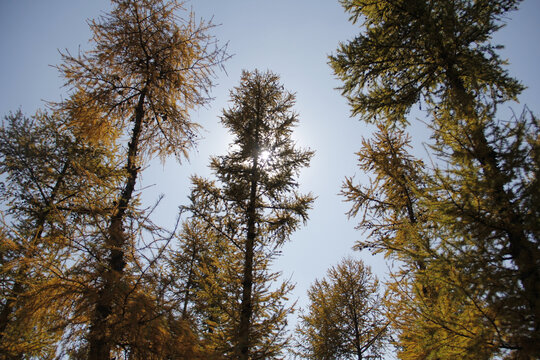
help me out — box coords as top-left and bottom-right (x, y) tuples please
(185, 69), (314, 359)
(56, 0), (227, 358)
(341, 93), (538, 360)
(417, 108), (540, 356)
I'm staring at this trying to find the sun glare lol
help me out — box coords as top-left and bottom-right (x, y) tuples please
(259, 150), (271, 162)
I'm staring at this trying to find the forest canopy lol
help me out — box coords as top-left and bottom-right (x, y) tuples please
(0, 0), (538, 359)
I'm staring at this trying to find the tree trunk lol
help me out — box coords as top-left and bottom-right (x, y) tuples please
(238, 157), (258, 360)
(238, 97), (262, 360)
(415, 0), (540, 333)
(88, 88), (146, 360)
(182, 241), (199, 318)
(349, 299), (362, 360)
(0, 281), (23, 342)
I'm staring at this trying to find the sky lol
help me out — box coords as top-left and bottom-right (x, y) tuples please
(1, 0), (539, 357)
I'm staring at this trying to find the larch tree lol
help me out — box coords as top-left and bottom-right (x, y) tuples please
(338, 124), (467, 358)
(341, 124), (427, 265)
(167, 219), (214, 321)
(330, 0), (539, 358)
(341, 88), (537, 359)
(55, 0), (227, 358)
(0, 110), (120, 358)
(294, 257), (388, 360)
(185, 69), (314, 359)
(181, 195), (296, 359)
(417, 107), (540, 356)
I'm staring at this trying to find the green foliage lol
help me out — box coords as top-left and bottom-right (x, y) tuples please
(181, 69), (314, 359)
(214, 70), (315, 241)
(333, 0), (540, 358)
(294, 258), (387, 359)
(331, 0), (523, 124)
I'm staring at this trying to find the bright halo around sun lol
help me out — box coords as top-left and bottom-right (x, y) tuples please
(259, 150), (271, 162)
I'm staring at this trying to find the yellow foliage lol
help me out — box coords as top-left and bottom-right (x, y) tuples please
(61, 89), (120, 146)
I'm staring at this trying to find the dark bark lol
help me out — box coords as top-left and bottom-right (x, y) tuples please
(182, 240), (199, 318)
(0, 281), (23, 343)
(348, 293), (363, 360)
(238, 172), (257, 360)
(88, 88), (146, 360)
(238, 97), (261, 360)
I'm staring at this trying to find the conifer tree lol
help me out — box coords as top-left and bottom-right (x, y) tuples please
(294, 257), (387, 360)
(341, 124), (426, 264)
(342, 97), (538, 360)
(55, 0), (227, 358)
(167, 219), (214, 320)
(419, 108), (540, 356)
(185, 69), (314, 359)
(0, 110), (119, 358)
(331, 0), (539, 357)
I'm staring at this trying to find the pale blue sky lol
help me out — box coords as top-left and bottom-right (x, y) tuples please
(1, 1), (539, 357)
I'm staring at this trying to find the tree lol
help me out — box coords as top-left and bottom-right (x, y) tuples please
(417, 108), (540, 357)
(331, 0), (539, 357)
(0, 110), (120, 358)
(341, 123), (427, 265)
(342, 102), (538, 360)
(294, 257), (388, 360)
(55, 0), (227, 358)
(167, 219), (214, 320)
(330, 0), (524, 125)
(185, 69), (314, 359)
(171, 212), (294, 358)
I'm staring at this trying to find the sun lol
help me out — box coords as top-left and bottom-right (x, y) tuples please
(259, 150), (271, 163)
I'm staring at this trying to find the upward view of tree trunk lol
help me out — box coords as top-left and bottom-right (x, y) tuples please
(236, 84), (265, 360)
(87, 89), (147, 359)
(238, 141), (259, 360)
(185, 70), (314, 359)
(55, 0), (227, 358)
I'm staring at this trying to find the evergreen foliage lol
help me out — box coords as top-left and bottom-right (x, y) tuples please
(182, 69), (314, 359)
(294, 257), (388, 360)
